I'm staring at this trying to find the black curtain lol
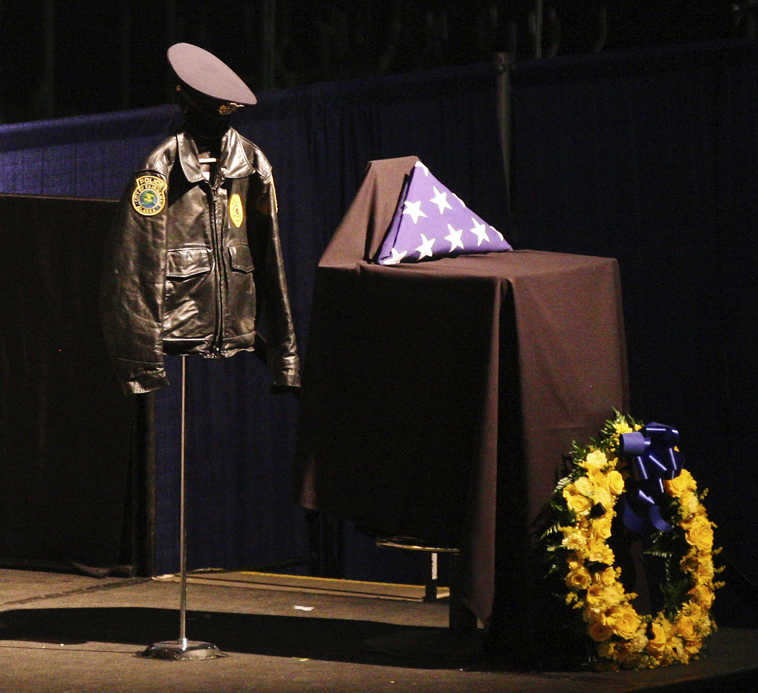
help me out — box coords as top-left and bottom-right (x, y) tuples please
(510, 39), (758, 626)
(0, 195), (145, 573)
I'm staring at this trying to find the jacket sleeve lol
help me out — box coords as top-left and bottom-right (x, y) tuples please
(100, 170), (170, 395)
(252, 167), (302, 388)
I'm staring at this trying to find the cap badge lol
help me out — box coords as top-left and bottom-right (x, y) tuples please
(218, 102), (243, 116)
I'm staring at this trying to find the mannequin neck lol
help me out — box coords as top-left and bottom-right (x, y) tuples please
(183, 108), (230, 146)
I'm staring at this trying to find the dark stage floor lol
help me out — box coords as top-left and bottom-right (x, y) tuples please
(0, 568), (756, 692)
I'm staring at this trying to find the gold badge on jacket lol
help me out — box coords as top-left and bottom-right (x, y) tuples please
(229, 193), (244, 228)
(131, 175), (167, 216)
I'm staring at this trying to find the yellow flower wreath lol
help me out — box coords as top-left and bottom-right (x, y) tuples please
(541, 412), (724, 670)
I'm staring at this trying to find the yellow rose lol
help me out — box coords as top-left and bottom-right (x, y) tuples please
(574, 475), (594, 495)
(683, 515), (714, 552)
(609, 605), (642, 640)
(607, 470), (625, 496)
(668, 636), (690, 664)
(687, 584), (715, 609)
(657, 614), (673, 635)
(697, 614), (715, 639)
(612, 640), (643, 667)
(582, 449), (607, 471)
(591, 515), (613, 540)
(587, 540), (615, 565)
(630, 630), (649, 654)
(681, 601), (706, 621)
(563, 480), (593, 514)
(685, 639), (703, 656)
(674, 615), (697, 642)
(588, 468), (609, 490)
(564, 487), (592, 514)
(561, 527), (588, 552)
(586, 582), (625, 609)
(680, 550), (699, 574)
(588, 621), (614, 642)
(678, 491), (700, 519)
(694, 556), (715, 582)
(646, 620), (667, 657)
(566, 565), (592, 591)
(665, 468), (696, 497)
(594, 566), (618, 587)
(592, 485), (613, 510)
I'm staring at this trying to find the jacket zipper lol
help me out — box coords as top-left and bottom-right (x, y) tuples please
(208, 178), (225, 355)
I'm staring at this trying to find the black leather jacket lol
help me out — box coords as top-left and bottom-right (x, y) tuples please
(101, 127), (300, 395)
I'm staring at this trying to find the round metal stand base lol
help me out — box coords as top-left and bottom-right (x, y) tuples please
(140, 640), (224, 661)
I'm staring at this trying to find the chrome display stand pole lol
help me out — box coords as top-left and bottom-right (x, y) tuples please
(142, 355), (222, 660)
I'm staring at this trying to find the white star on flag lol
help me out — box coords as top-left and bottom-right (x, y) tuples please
(429, 186), (453, 215)
(414, 161), (430, 176)
(469, 217), (489, 246)
(444, 224), (464, 252)
(385, 248), (407, 265)
(416, 233), (435, 259)
(402, 199), (427, 224)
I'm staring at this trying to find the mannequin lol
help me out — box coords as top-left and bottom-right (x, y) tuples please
(100, 42), (301, 660)
(101, 42), (300, 396)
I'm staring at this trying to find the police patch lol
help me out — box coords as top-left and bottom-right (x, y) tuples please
(132, 175), (167, 216)
(229, 193), (244, 228)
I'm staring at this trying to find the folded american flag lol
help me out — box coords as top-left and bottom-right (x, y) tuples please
(376, 160), (512, 265)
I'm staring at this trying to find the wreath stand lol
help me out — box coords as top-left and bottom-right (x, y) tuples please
(141, 355), (223, 660)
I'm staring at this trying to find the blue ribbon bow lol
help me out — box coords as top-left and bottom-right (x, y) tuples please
(618, 422), (683, 534)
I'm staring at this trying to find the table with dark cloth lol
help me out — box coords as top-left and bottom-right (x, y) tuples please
(294, 156), (629, 646)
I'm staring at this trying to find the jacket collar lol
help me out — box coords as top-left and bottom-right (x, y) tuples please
(177, 128), (254, 183)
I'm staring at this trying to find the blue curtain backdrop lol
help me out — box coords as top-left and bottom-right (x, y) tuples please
(0, 62), (508, 581)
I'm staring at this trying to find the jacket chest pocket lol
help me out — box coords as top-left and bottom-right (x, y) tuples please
(166, 246), (213, 279)
(163, 247), (214, 338)
(164, 246), (213, 307)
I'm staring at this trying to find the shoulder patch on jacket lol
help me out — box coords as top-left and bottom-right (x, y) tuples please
(132, 174), (167, 216)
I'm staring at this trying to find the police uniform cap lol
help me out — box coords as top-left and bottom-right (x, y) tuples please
(167, 42), (256, 106)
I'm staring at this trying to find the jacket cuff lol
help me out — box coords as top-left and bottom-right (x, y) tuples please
(270, 360), (302, 388)
(122, 367), (170, 396)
